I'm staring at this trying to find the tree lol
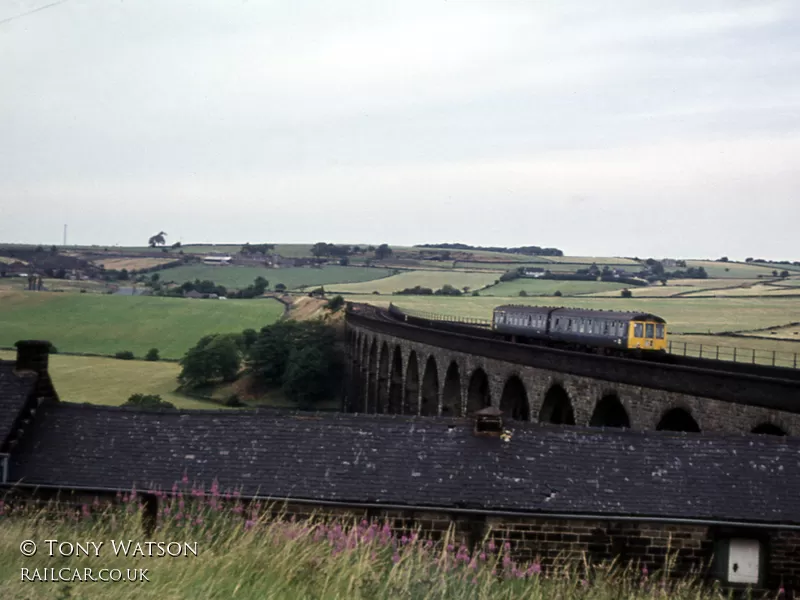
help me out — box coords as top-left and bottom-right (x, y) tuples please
(119, 268), (129, 281)
(178, 334), (242, 388)
(374, 244), (393, 260)
(253, 276), (269, 294)
(621, 289), (633, 298)
(274, 283), (287, 292)
(115, 351), (135, 360)
(281, 345), (341, 409)
(325, 295), (345, 311)
(148, 231), (167, 247)
(241, 328), (258, 349)
(171, 241), (182, 249)
(780, 270), (790, 278)
(248, 321), (338, 387)
(123, 393), (175, 410)
(339, 256), (350, 266)
(718, 257), (729, 262)
(145, 348), (160, 361)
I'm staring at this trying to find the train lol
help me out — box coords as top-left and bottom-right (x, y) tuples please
(492, 304), (668, 354)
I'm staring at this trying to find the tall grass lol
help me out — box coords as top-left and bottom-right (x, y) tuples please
(0, 487), (758, 600)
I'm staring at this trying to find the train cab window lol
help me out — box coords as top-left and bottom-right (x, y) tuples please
(603, 321), (609, 335)
(634, 323), (644, 338)
(645, 323), (655, 338)
(656, 324), (665, 339)
(527, 316), (532, 326)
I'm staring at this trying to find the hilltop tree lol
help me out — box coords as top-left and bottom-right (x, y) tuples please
(148, 231), (167, 247)
(374, 244), (393, 260)
(123, 393), (175, 410)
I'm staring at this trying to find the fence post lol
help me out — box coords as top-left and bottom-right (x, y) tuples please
(715, 346), (719, 360)
(683, 342), (687, 356)
(733, 347), (737, 363)
(752, 349), (756, 364)
(669, 340), (672, 353)
(699, 344), (703, 358)
(772, 351), (776, 367)
(795, 353), (798, 369)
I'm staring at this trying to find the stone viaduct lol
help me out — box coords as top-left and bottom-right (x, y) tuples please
(344, 304), (800, 436)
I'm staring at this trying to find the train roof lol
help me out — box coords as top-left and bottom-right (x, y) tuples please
(494, 304), (666, 323)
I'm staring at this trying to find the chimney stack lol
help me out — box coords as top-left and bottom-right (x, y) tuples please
(14, 340), (59, 404)
(15, 340), (53, 376)
(473, 405), (504, 436)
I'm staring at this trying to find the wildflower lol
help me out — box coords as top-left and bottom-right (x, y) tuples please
(244, 520), (255, 530)
(181, 472), (189, 484)
(529, 562), (541, 574)
(487, 540), (496, 551)
(392, 553), (400, 564)
(504, 542), (511, 551)
(479, 552), (487, 561)
(582, 579), (588, 587)
(778, 586), (785, 597)
(642, 565), (649, 577)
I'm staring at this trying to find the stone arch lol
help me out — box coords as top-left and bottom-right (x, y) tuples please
(589, 394), (630, 428)
(377, 342), (390, 414)
(420, 356), (439, 417)
(404, 351), (420, 414)
(500, 375), (530, 421)
(656, 407), (701, 432)
(367, 340), (378, 413)
(441, 362), (462, 417)
(539, 384), (575, 425)
(466, 368), (491, 414)
(751, 423), (787, 436)
(388, 346), (403, 414)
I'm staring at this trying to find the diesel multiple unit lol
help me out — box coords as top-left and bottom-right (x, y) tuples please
(493, 305), (668, 353)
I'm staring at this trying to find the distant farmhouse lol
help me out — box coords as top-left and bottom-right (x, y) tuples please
(1, 341), (799, 595)
(202, 255), (232, 266)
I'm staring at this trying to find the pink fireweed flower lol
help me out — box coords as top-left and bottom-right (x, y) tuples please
(181, 472), (189, 484)
(244, 520), (255, 530)
(487, 540), (496, 551)
(642, 565), (649, 577)
(392, 553), (400, 564)
(479, 552), (487, 561)
(529, 562), (541, 574)
(504, 542), (511, 551)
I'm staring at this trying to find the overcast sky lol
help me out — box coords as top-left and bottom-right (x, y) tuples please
(1, 0), (798, 259)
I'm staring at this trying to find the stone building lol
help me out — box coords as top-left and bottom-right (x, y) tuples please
(1, 340), (799, 596)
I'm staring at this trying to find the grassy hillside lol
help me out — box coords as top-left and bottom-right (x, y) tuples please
(480, 279), (628, 297)
(326, 270), (498, 294)
(0, 291), (283, 358)
(157, 264), (394, 290)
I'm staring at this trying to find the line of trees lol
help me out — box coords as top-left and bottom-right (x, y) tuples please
(414, 243), (563, 256)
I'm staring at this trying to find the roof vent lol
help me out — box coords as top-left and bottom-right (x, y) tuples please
(473, 406), (503, 436)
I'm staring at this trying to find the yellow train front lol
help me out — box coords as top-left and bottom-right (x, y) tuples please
(493, 305), (668, 353)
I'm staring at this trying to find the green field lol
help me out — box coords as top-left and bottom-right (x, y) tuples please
(328, 270), (499, 294)
(0, 291), (283, 358)
(0, 350), (220, 409)
(365, 295), (800, 334)
(0, 277), (112, 293)
(544, 256), (642, 265)
(684, 260), (781, 279)
(157, 264), (394, 291)
(480, 279), (628, 297)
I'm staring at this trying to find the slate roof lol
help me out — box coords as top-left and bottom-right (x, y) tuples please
(7, 402), (800, 525)
(0, 359), (36, 448)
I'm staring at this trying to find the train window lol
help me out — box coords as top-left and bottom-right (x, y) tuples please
(634, 323), (644, 338)
(603, 321), (609, 335)
(645, 323), (655, 338)
(528, 316), (532, 326)
(656, 324), (665, 339)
